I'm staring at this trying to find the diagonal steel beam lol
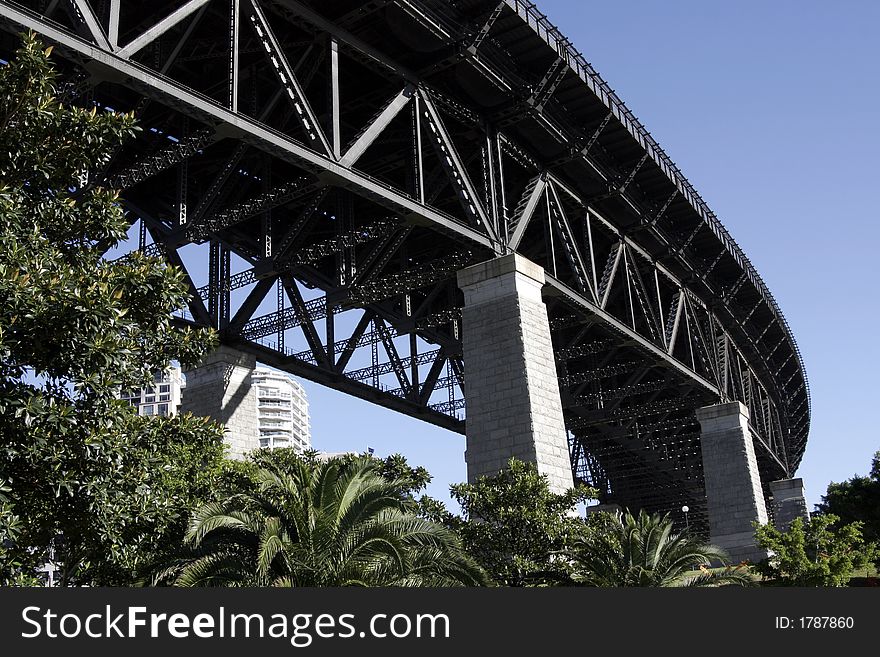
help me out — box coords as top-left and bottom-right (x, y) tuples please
(225, 276), (275, 334)
(283, 276), (328, 364)
(189, 142), (249, 232)
(353, 226), (412, 286)
(116, 0), (211, 58)
(530, 57), (567, 110)
(624, 248), (662, 341)
(547, 180), (596, 302)
(247, 0), (332, 157)
(418, 89), (499, 245)
(666, 291), (685, 355)
(159, 3), (209, 74)
(130, 205), (212, 325)
(340, 86), (415, 167)
(376, 320), (411, 396)
(598, 242), (623, 309)
(335, 310), (373, 374)
(418, 351), (447, 405)
(683, 295), (722, 387)
(272, 187), (329, 266)
(646, 189), (679, 228)
(507, 174), (545, 251)
(468, 1), (507, 51)
(70, 0), (111, 50)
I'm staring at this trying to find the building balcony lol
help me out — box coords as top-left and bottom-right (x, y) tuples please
(257, 400), (291, 410)
(257, 389), (292, 400)
(259, 407), (293, 422)
(259, 436), (292, 449)
(260, 425), (292, 433)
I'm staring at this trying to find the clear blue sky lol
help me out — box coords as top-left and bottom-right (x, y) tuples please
(303, 0), (880, 511)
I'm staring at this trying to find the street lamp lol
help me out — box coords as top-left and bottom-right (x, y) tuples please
(681, 505), (690, 532)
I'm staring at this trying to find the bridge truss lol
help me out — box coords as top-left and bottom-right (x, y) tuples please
(0, 0), (810, 533)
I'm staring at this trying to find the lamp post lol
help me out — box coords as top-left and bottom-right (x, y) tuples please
(681, 505), (690, 533)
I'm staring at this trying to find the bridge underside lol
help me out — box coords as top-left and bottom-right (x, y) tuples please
(0, 0), (810, 535)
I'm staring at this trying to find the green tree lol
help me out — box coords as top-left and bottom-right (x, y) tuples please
(0, 479), (39, 585)
(753, 515), (878, 586)
(566, 509), (752, 587)
(0, 33), (223, 585)
(434, 458), (596, 586)
(815, 451), (880, 547)
(156, 451), (486, 587)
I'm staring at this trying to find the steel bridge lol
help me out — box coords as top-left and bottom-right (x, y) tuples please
(0, 0), (810, 533)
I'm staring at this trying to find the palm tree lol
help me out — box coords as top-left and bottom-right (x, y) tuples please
(567, 510), (753, 587)
(156, 455), (486, 587)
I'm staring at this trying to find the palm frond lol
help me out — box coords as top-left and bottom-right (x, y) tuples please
(154, 453), (486, 588)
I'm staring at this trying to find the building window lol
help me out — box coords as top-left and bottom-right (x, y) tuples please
(159, 384), (170, 393)
(143, 405), (155, 416)
(159, 394), (170, 401)
(145, 394), (155, 403)
(158, 403), (169, 416)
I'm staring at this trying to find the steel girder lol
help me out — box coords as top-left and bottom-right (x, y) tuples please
(0, 0), (809, 530)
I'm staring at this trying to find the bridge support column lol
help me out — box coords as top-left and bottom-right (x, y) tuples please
(457, 254), (574, 494)
(769, 478), (809, 531)
(695, 401), (769, 563)
(180, 345), (259, 459)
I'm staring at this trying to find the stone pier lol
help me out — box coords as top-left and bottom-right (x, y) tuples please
(457, 254), (574, 494)
(769, 478), (809, 531)
(180, 345), (259, 459)
(695, 401), (769, 563)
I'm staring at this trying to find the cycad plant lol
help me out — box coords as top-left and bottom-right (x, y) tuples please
(155, 455), (485, 587)
(567, 509), (753, 587)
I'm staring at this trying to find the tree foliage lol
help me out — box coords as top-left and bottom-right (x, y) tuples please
(331, 451), (432, 499)
(0, 479), (39, 585)
(0, 33), (223, 585)
(433, 458), (596, 586)
(154, 450), (486, 587)
(566, 510), (753, 587)
(815, 451), (880, 547)
(753, 515), (878, 586)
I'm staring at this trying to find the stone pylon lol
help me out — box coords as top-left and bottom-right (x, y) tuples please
(180, 345), (259, 459)
(696, 401), (769, 563)
(769, 478), (809, 531)
(457, 254), (574, 494)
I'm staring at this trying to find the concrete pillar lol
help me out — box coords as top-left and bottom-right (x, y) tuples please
(695, 401), (769, 564)
(457, 254), (574, 494)
(770, 478), (809, 531)
(180, 346), (259, 460)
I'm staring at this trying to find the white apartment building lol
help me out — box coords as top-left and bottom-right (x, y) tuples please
(119, 367), (185, 417)
(252, 367), (311, 453)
